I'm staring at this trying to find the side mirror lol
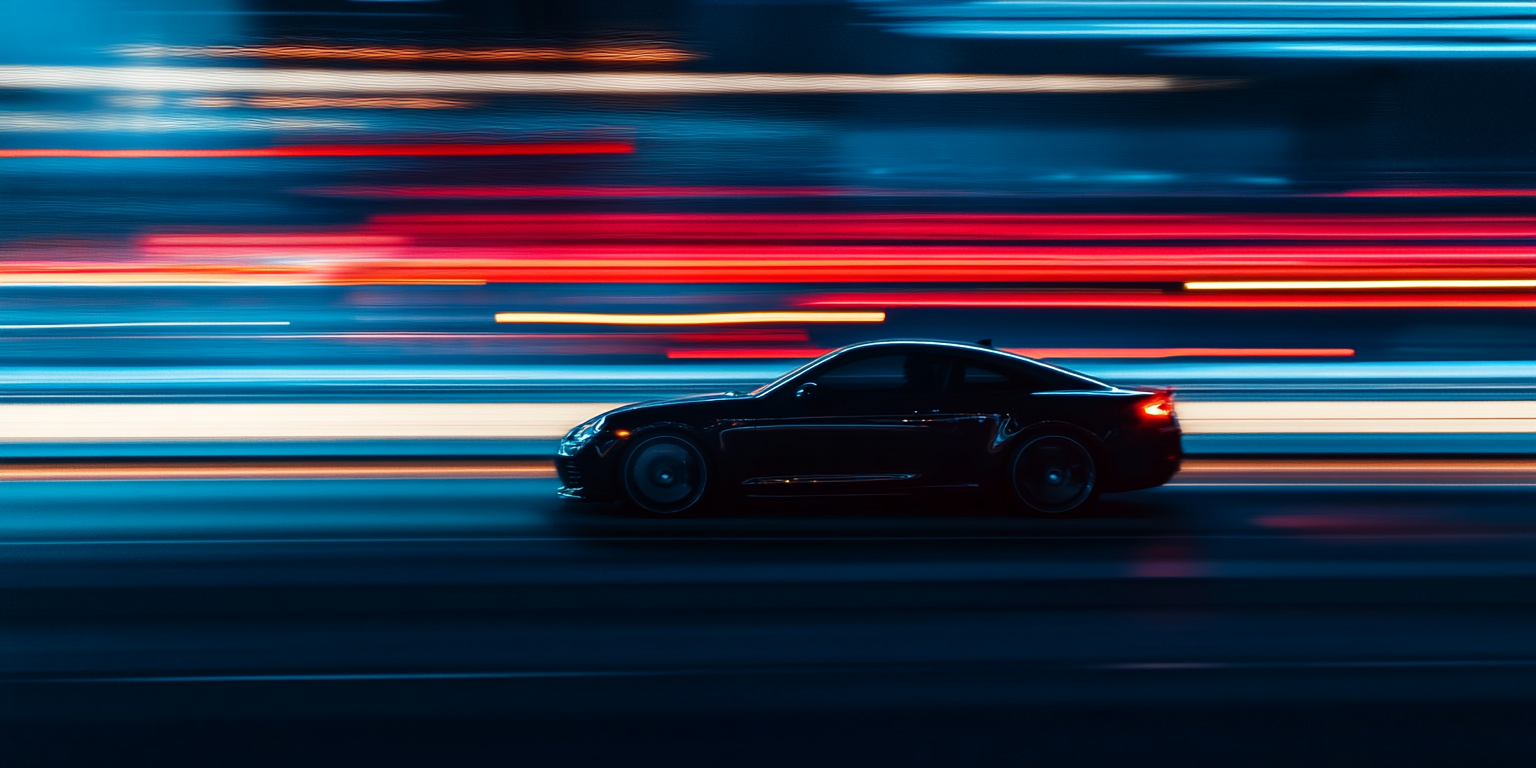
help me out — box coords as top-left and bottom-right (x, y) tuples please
(795, 381), (819, 400)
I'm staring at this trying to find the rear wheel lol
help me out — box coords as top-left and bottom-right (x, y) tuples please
(620, 433), (711, 515)
(1009, 433), (1098, 515)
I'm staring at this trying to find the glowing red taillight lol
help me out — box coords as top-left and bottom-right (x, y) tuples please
(1142, 398), (1174, 418)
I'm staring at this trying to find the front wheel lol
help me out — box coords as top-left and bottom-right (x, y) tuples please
(619, 433), (711, 515)
(1009, 433), (1098, 515)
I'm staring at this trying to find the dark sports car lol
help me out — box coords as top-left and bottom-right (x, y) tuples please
(555, 340), (1181, 516)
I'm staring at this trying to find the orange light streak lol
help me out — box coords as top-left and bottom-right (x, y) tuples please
(117, 43), (698, 64)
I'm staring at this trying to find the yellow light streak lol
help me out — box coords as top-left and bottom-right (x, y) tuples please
(493, 311), (886, 325)
(1186, 279), (1536, 291)
(183, 95), (474, 109)
(0, 66), (1219, 94)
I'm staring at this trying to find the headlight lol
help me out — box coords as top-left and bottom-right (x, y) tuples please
(561, 415), (605, 452)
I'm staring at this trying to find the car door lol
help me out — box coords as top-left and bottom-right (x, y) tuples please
(740, 351), (953, 495)
(930, 355), (1044, 487)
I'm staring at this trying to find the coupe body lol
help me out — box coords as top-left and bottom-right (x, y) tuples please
(556, 340), (1181, 515)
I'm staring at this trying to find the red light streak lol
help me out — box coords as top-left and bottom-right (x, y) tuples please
(1331, 188), (1536, 198)
(667, 348), (833, 359)
(799, 292), (1535, 309)
(365, 213), (1536, 241)
(0, 142), (633, 159)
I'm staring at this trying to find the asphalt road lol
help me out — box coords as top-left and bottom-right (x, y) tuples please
(6, 472), (1536, 766)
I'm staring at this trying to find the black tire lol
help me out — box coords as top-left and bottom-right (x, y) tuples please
(1008, 433), (1099, 515)
(619, 432), (711, 515)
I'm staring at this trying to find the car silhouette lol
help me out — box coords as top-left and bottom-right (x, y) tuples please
(555, 340), (1181, 516)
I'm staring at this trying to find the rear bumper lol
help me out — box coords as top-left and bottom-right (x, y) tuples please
(1106, 428), (1183, 493)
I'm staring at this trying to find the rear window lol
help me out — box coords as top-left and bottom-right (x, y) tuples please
(956, 353), (1108, 393)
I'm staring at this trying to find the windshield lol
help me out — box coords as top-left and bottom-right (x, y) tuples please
(748, 351), (840, 396)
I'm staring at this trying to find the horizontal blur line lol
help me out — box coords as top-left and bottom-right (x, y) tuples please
(668, 347), (1358, 359)
(669, 348), (832, 359)
(1332, 188), (1536, 198)
(7, 457), (1529, 484)
(0, 321), (289, 330)
(495, 312), (885, 325)
(1187, 279), (1536, 290)
(1014, 347), (1357, 358)
(3, 402), (1531, 441)
(800, 293), (1535, 308)
(115, 43), (697, 63)
(0, 403), (620, 441)
(362, 212), (1536, 239)
(0, 142), (631, 159)
(0, 66), (1218, 94)
(305, 185), (929, 199)
(1180, 400), (1536, 434)
(0, 461), (554, 482)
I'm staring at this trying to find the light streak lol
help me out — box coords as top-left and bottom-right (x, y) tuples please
(0, 66), (1220, 94)
(1178, 400), (1536, 434)
(1010, 348), (1356, 358)
(1156, 41), (1536, 57)
(495, 311), (885, 325)
(799, 292), (1535, 309)
(0, 112), (366, 132)
(115, 43), (697, 63)
(668, 347), (1357, 359)
(0, 403), (621, 441)
(0, 321), (290, 330)
(903, 21), (1536, 38)
(366, 213), (1536, 240)
(1187, 279), (1536, 290)
(0, 461), (556, 482)
(0, 142), (632, 159)
(306, 186), (908, 199)
(186, 95), (473, 109)
(1175, 457), (1536, 487)
(667, 348), (832, 359)
(3, 402), (1529, 442)
(1332, 188), (1536, 198)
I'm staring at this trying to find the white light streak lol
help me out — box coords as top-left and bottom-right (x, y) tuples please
(0, 403), (619, 441)
(0, 66), (1215, 94)
(1179, 400), (1536, 434)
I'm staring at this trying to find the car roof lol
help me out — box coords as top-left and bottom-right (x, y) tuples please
(769, 339), (1114, 391)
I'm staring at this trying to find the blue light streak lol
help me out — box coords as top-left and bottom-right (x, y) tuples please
(862, 0), (1536, 57)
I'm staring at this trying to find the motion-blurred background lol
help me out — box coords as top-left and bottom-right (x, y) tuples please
(2, 0), (1532, 456)
(3, 2), (1536, 765)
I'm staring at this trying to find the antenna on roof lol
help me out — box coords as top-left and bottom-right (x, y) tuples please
(977, 339), (994, 348)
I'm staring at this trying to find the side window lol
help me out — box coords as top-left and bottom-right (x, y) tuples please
(954, 361), (1027, 394)
(812, 353), (948, 395)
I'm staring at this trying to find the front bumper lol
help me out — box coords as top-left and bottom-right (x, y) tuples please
(555, 446), (616, 501)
